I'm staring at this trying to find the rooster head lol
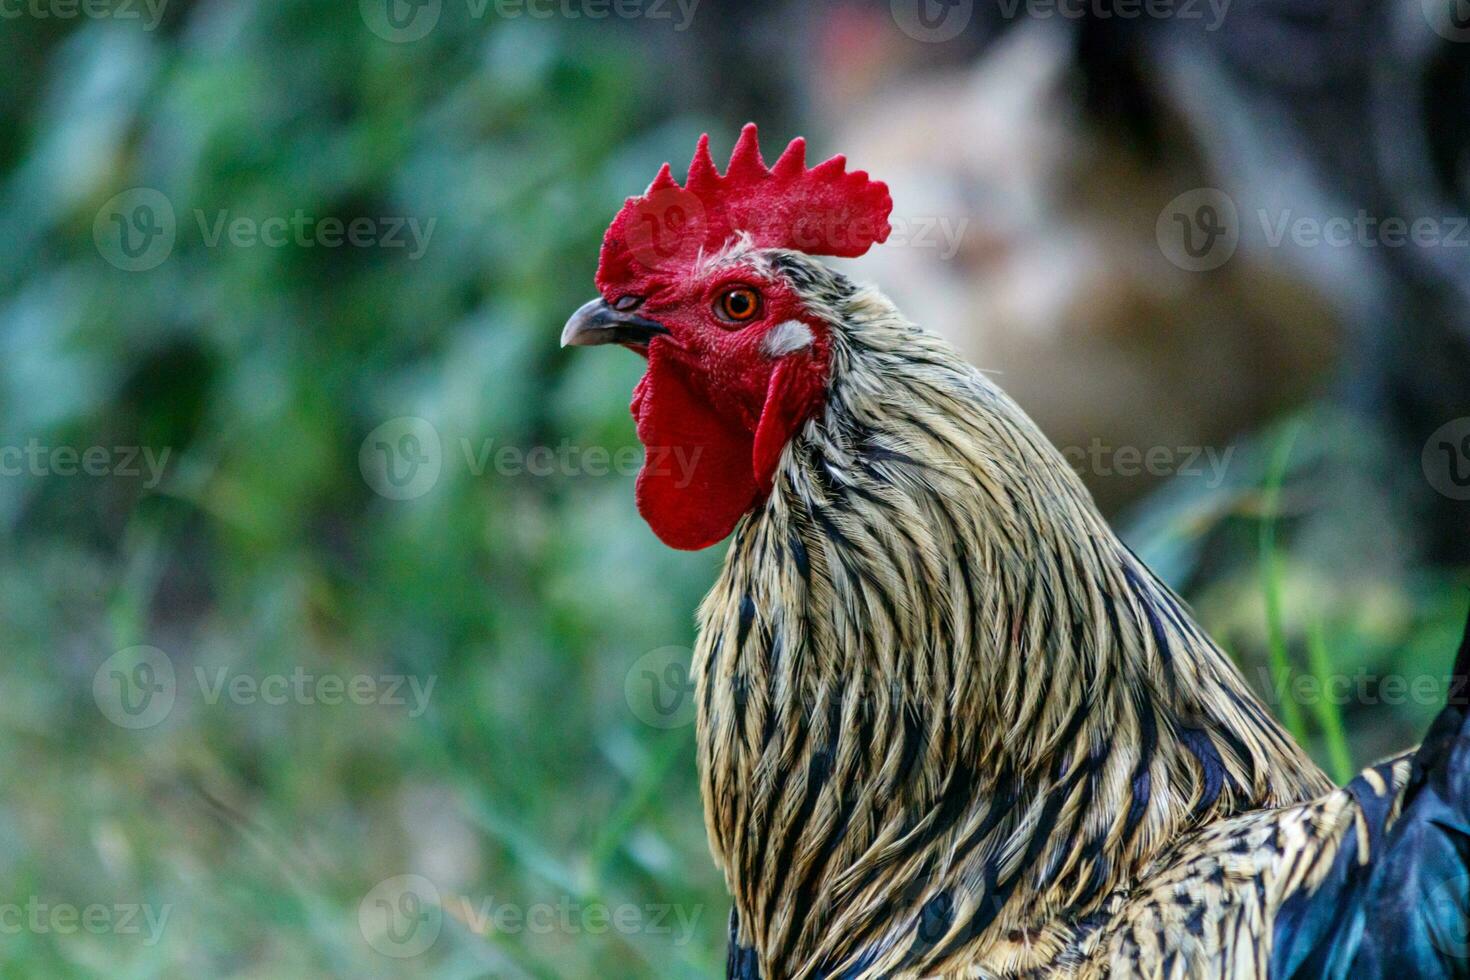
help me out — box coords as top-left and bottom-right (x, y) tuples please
(562, 124), (892, 550)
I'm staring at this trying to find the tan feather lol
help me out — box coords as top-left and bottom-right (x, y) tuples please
(689, 247), (1375, 978)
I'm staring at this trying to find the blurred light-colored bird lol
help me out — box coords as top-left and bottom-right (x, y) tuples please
(825, 22), (1338, 509)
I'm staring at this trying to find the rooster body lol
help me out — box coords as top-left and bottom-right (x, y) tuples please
(564, 126), (1470, 979)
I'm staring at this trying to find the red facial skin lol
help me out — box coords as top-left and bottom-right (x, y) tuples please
(589, 124), (889, 549)
(618, 262), (829, 551)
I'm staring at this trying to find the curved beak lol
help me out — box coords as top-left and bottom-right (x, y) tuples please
(561, 298), (669, 349)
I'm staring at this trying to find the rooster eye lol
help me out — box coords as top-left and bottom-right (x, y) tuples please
(612, 295), (644, 312)
(714, 287), (761, 324)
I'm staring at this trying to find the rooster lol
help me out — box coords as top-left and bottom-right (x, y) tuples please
(562, 125), (1470, 979)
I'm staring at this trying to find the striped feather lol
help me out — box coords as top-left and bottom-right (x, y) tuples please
(690, 248), (1349, 978)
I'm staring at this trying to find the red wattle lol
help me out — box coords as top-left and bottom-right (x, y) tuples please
(633, 346), (761, 551)
(752, 357), (823, 494)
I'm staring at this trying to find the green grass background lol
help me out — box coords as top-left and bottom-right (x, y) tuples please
(0, 4), (1465, 977)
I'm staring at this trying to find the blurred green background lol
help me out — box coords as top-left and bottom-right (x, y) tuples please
(0, 1), (1467, 977)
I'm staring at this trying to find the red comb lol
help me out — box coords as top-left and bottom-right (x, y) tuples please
(596, 123), (892, 297)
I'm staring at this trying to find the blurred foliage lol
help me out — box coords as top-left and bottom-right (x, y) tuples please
(0, 3), (732, 977)
(0, 2), (1465, 979)
(1124, 405), (1470, 774)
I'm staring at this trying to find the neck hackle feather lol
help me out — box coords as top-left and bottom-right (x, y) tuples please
(592, 128), (1355, 979)
(698, 253), (1330, 977)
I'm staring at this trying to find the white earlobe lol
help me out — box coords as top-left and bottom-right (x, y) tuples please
(762, 320), (814, 358)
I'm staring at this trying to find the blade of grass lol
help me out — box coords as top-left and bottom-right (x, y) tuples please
(1260, 421), (1307, 742)
(433, 746), (715, 980)
(1306, 617), (1354, 783)
(589, 730), (689, 884)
